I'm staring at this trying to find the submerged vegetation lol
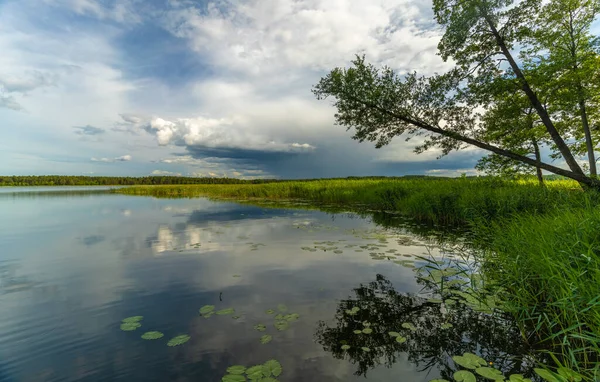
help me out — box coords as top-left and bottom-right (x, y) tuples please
(114, 177), (600, 379)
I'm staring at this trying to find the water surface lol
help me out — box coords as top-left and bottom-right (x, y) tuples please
(0, 189), (531, 381)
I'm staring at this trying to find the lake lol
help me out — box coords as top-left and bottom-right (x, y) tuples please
(0, 188), (533, 382)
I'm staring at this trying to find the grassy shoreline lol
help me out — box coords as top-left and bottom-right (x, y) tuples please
(114, 177), (600, 378)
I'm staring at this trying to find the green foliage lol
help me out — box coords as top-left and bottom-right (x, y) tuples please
(141, 331), (164, 340)
(167, 335), (190, 347)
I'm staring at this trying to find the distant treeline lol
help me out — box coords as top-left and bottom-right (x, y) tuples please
(0, 174), (567, 186)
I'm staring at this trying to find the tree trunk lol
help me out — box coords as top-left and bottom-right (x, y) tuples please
(577, 89), (597, 177)
(481, 13), (586, 179)
(532, 138), (544, 186)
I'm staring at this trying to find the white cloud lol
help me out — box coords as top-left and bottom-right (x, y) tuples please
(91, 154), (132, 162)
(43, 0), (143, 24)
(151, 170), (182, 176)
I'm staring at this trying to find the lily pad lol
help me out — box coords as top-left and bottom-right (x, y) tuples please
(265, 309), (275, 315)
(454, 370), (477, 382)
(263, 359), (282, 377)
(120, 322), (141, 331)
(284, 313), (300, 322)
(429, 380), (450, 382)
(361, 347), (370, 352)
(122, 316), (143, 323)
(389, 331), (401, 337)
(254, 324), (267, 332)
(341, 345), (351, 350)
(200, 305), (215, 315)
(216, 308), (235, 315)
(202, 312), (214, 319)
(353, 330), (362, 334)
(226, 365), (247, 375)
(395, 336), (407, 343)
(441, 323), (453, 329)
(274, 314), (284, 320)
(362, 328), (373, 334)
(222, 374), (246, 382)
(141, 331), (164, 340)
(167, 334), (190, 347)
(260, 335), (272, 344)
(245, 366), (265, 380)
(475, 367), (505, 380)
(274, 320), (289, 331)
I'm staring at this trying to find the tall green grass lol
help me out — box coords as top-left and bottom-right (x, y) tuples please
(114, 177), (591, 226)
(477, 207), (600, 376)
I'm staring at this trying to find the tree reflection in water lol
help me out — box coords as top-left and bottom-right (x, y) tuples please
(315, 273), (540, 380)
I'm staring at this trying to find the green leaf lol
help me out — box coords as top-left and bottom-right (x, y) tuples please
(274, 320), (289, 331)
(263, 360), (282, 377)
(120, 322), (141, 331)
(353, 330), (362, 334)
(556, 367), (582, 381)
(226, 366), (247, 375)
(222, 374), (246, 382)
(475, 367), (505, 380)
(284, 313), (300, 322)
(441, 323), (453, 329)
(274, 314), (284, 320)
(260, 334), (272, 344)
(464, 353), (488, 366)
(362, 328), (373, 334)
(259, 378), (278, 382)
(341, 345), (351, 350)
(167, 334), (190, 347)
(429, 380), (450, 382)
(265, 309), (275, 315)
(401, 322), (417, 331)
(122, 316), (143, 323)
(141, 331), (164, 340)
(534, 368), (567, 382)
(254, 324), (267, 332)
(389, 331), (401, 337)
(200, 305), (215, 315)
(202, 311), (214, 319)
(395, 336), (407, 343)
(509, 375), (532, 382)
(245, 366), (264, 380)
(454, 370), (477, 382)
(216, 308), (235, 315)
(361, 347), (370, 352)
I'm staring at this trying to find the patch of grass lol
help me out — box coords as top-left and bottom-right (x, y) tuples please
(113, 177), (592, 226)
(477, 206), (600, 377)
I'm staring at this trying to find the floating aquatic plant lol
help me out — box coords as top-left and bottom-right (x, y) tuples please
(341, 344), (351, 350)
(362, 328), (373, 334)
(274, 320), (289, 331)
(200, 305), (215, 315)
(254, 324), (267, 332)
(122, 316), (143, 323)
(265, 309), (275, 315)
(361, 347), (370, 352)
(216, 308), (235, 315)
(226, 365), (246, 375)
(141, 331), (164, 340)
(453, 370), (476, 382)
(260, 334), (272, 344)
(167, 334), (190, 347)
(452, 353), (487, 369)
(120, 322), (141, 331)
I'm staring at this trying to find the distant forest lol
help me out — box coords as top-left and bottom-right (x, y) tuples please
(0, 174), (567, 186)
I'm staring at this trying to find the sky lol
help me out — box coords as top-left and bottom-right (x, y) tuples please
(0, 0), (489, 179)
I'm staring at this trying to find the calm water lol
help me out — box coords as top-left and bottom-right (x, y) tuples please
(0, 188), (531, 382)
